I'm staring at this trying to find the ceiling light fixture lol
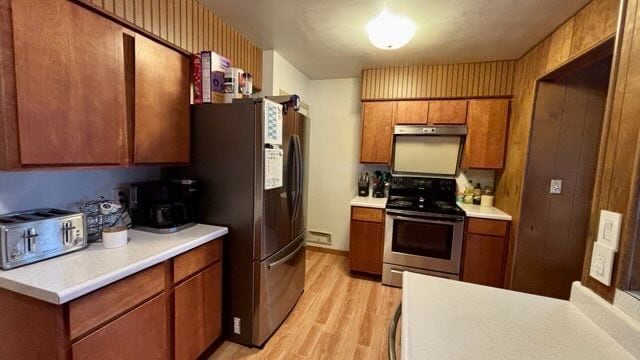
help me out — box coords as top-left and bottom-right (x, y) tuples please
(366, 8), (416, 50)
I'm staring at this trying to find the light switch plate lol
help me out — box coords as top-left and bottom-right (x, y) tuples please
(597, 210), (622, 251)
(589, 242), (615, 286)
(550, 179), (562, 194)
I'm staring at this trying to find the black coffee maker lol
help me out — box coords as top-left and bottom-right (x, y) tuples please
(129, 179), (199, 233)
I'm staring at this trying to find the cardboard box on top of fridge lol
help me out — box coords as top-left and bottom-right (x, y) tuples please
(200, 51), (230, 104)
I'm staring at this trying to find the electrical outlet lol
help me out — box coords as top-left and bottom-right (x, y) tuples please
(597, 210), (622, 251)
(233, 317), (241, 334)
(589, 242), (615, 286)
(549, 179), (563, 194)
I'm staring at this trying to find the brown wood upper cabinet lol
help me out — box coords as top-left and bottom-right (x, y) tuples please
(0, 0), (191, 168)
(395, 101), (429, 124)
(394, 100), (467, 125)
(462, 99), (510, 169)
(134, 35), (190, 164)
(7, 0), (127, 166)
(428, 100), (468, 125)
(360, 102), (394, 164)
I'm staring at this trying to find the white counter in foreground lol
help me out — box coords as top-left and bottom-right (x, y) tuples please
(0, 224), (227, 304)
(402, 272), (635, 360)
(350, 195), (387, 209)
(458, 203), (512, 221)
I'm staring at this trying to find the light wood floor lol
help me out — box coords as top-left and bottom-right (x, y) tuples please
(210, 249), (402, 360)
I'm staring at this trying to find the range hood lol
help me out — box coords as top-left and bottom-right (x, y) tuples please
(392, 125), (467, 176)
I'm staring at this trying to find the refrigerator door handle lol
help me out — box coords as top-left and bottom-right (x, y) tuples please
(286, 137), (296, 217)
(267, 240), (305, 269)
(292, 135), (303, 221)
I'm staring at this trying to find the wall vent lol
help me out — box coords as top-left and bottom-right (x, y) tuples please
(307, 230), (332, 245)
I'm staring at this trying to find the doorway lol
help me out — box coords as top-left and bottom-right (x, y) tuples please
(512, 55), (612, 299)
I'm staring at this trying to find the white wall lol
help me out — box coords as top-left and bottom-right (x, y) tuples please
(0, 167), (162, 214)
(262, 50), (310, 116)
(307, 78), (362, 251)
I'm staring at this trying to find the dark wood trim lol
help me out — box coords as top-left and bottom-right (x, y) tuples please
(542, 36), (615, 81)
(306, 245), (348, 257)
(361, 95), (514, 103)
(0, 0), (20, 169)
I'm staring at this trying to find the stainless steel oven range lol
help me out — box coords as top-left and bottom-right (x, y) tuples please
(382, 177), (465, 287)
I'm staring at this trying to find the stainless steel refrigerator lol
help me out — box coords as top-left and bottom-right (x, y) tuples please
(189, 98), (305, 347)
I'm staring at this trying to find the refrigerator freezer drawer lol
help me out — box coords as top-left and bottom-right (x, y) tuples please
(254, 236), (305, 346)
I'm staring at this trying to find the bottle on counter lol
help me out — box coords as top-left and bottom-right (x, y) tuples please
(473, 182), (482, 205)
(463, 180), (475, 204)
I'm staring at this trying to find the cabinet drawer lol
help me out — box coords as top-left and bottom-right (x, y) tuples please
(467, 218), (509, 237)
(174, 240), (222, 284)
(69, 263), (166, 340)
(71, 293), (169, 360)
(351, 207), (384, 223)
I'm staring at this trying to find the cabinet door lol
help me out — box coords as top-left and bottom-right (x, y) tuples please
(395, 101), (429, 124)
(462, 234), (507, 288)
(428, 100), (468, 125)
(360, 102), (394, 164)
(174, 262), (222, 360)
(462, 99), (509, 169)
(71, 294), (169, 360)
(11, 0), (126, 165)
(134, 35), (190, 164)
(349, 220), (384, 275)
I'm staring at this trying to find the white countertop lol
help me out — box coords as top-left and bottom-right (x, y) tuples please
(0, 224), (227, 304)
(402, 272), (635, 360)
(350, 195), (387, 209)
(458, 203), (512, 221)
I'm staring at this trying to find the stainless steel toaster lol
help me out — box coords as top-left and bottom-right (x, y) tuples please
(0, 209), (87, 270)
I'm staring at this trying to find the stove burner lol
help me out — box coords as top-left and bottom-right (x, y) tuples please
(391, 200), (413, 207)
(386, 177), (465, 217)
(435, 201), (455, 209)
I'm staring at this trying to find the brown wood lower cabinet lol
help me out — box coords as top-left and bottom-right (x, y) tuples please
(71, 293), (169, 360)
(462, 218), (510, 288)
(349, 207), (385, 275)
(0, 240), (223, 360)
(175, 262), (222, 360)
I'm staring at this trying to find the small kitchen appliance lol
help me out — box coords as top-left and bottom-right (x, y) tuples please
(0, 209), (87, 270)
(383, 176), (466, 287)
(129, 180), (199, 233)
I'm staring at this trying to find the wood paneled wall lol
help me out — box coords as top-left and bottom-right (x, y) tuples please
(361, 61), (516, 100)
(493, 0), (619, 293)
(79, 0), (263, 90)
(582, 0), (640, 300)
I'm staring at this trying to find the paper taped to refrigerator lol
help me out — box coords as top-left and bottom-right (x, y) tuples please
(264, 99), (283, 145)
(265, 148), (283, 190)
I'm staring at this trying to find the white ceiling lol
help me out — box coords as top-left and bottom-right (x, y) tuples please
(202, 0), (591, 79)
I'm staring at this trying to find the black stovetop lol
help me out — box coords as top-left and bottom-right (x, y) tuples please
(386, 177), (465, 216)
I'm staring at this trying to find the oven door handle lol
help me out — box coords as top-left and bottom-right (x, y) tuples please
(391, 215), (461, 226)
